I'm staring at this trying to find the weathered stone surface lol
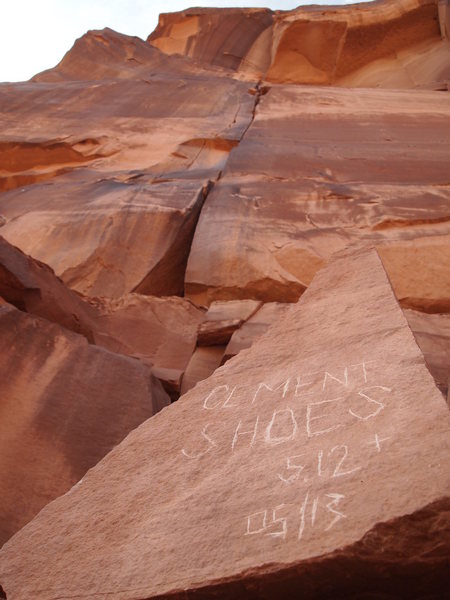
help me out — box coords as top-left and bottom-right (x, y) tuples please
(0, 235), (96, 339)
(180, 345), (226, 395)
(0, 3), (449, 595)
(149, 8), (273, 76)
(1, 248), (449, 598)
(0, 301), (169, 546)
(0, 28), (256, 298)
(0, 235), (204, 397)
(90, 293), (204, 393)
(404, 308), (450, 397)
(224, 302), (291, 362)
(149, 0), (450, 89)
(185, 84), (450, 305)
(378, 237), (450, 313)
(197, 299), (261, 346)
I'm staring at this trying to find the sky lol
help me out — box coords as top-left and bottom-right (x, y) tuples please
(0, 1), (361, 82)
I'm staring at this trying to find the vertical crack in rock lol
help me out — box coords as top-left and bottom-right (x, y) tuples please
(239, 81), (268, 142)
(182, 82), (268, 300)
(131, 84), (265, 300)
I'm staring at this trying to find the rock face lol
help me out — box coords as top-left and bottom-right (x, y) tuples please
(0, 28), (255, 298)
(1, 248), (449, 598)
(0, 301), (169, 546)
(0, 0), (449, 596)
(149, 0), (450, 88)
(185, 84), (450, 306)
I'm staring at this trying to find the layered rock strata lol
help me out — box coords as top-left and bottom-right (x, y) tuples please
(149, 0), (450, 88)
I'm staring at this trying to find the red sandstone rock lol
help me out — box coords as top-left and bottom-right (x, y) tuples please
(0, 249), (449, 599)
(185, 84), (450, 305)
(180, 345), (226, 395)
(0, 235), (96, 339)
(0, 3), (449, 594)
(90, 293), (204, 396)
(90, 293), (204, 367)
(149, 0), (450, 89)
(149, 8), (273, 76)
(197, 299), (261, 346)
(404, 308), (450, 397)
(0, 28), (256, 298)
(0, 301), (169, 546)
(378, 237), (450, 313)
(224, 302), (292, 361)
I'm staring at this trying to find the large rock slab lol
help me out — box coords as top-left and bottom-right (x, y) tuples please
(185, 84), (450, 305)
(0, 28), (256, 298)
(149, 0), (450, 89)
(1, 248), (449, 598)
(0, 302), (169, 546)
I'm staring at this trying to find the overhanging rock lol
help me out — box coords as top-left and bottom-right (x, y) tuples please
(1, 247), (449, 598)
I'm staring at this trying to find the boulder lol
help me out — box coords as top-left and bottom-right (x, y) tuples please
(1, 248), (449, 598)
(90, 293), (204, 396)
(0, 301), (169, 545)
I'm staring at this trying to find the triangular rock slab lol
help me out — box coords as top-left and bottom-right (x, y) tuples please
(1, 248), (449, 599)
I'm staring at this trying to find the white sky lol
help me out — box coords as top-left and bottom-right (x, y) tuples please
(0, 1), (362, 82)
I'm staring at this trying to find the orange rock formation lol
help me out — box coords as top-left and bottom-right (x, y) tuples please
(0, 0), (449, 598)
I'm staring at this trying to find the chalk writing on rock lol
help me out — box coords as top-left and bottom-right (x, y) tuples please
(202, 362), (376, 411)
(244, 490), (347, 541)
(277, 444), (361, 485)
(181, 386), (392, 457)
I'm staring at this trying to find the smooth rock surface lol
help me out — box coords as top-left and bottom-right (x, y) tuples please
(149, 0), (450, 88)
(185, 84), (450, 305)
(0, 302), (169, 545)
(378, 237), (450, 313)
(180, 345), (227, 395)
(90, 293), (204, 393)
(1, 248), (449, 598)
(224, 302), (292, 361)
(404, 308), (450, 397)
(0, 28), (256, 298)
